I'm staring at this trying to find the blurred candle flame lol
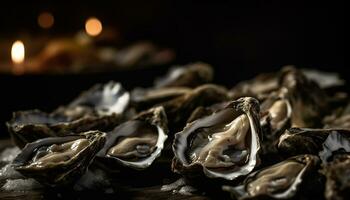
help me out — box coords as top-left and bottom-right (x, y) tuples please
(11, 40), (25, 64)
(85, 17), (102, 36)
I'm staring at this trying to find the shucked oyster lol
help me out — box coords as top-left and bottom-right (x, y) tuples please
(223, 155), (320, 200)
(278, 128), (350, 161)
(172, 97), (261, 180)
(12, 131), (106, 187)
(96, 106), (168, 170)
(7, 82), (129, 148)
(154, 62), (214, 88)
(260, 88), (292, 139)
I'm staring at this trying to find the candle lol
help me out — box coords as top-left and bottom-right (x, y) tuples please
(85, 17), (103, 37)
(11, 40), (25, 75)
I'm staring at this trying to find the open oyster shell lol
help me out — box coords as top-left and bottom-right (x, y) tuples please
(131, 87), (191, 111)
(161, 84), (230, 131)
(260, 88), (292, 139)
(132, 84), (229, 131)
(324, 103), (350, 129)
(54, 81), (130, 118)
(154, 62), (214, 88)
(321, 154), (350, 200)
(229, 71), (279, 101)
(186, 101), (231, 124)
(278, 128), (350, 161)
(223, 154), (320, 200)
(96, 106), (168, 170)
(278, 66), (330, 128)
(172, 97), (262, 181)
(229, 66), (341, 102)
(12, 131), (106, 187)
(7, 82), (129, 148)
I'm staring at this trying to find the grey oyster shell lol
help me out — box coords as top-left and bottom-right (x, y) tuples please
(7, 82), (129, 148)
(321, 154), (350, 200)
(223, 154), (320, 200)
(172, 97), (262, 180)
(324, 103), (350, 129)
(154, 62), (214, 88)
(161, 84), (230, 131)
(278, 128), (350, 161)
(96, 106), (168, 170)
(278, 66), (330, 128)
(131, 87), (191, 110)
(54, 81), (130, 117)
(12, 131), (106, 187)
(229, 71), (279, 101)
(229, 66), (340, 102)
(186, 101), (231, 124)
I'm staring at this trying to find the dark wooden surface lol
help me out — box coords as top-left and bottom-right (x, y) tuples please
(0, 139), (230, 200)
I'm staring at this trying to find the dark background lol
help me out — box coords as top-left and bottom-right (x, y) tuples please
(0, 1), (345, 137)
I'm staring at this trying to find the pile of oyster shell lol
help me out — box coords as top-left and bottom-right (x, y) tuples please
(5, 63), (350, 199)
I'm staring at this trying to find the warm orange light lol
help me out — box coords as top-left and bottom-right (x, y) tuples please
(38, 12), (54, 29)
(11, 40), (25, 64)
(85, 17), (102, 36)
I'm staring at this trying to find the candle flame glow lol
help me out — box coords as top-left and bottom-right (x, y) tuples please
(11, 40), (25, 64)
(85, 17), (103, 37)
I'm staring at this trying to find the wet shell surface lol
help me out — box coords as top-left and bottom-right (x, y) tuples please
(7, 82), (129, 148)
(12, 131), (106, 187)
(96, 106), (168, 170)
(172, 97), (262, 180)
(223, 154), (320, 200)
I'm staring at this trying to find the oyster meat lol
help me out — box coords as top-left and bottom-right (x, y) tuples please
(7, 82), (129, 148)
(96, 106), (168, 170)
(172, 97), (262, 180)
(223, 154), (320, 199)
(12, 131), (106, 186)
(260, 88), (292, 139)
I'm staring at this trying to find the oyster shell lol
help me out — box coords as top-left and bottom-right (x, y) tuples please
(12, 131), (106, 187)
(324, 103), (350, 129)
(96, 106), (168, 170)
(278, 128), (350, 160)
(161, 84), (230, 131)
(172, 97), (262, 180)
(55, 81), (130, 118)
(131, 87), (191, 111)
(223, 154), (320, 200)
(278, 66), (329, 128)
(7, 82), (129, 148)
(229, 71), (279, 101)
(186, 101), (231, 124)
(154, 62), (214, 88)
(260, 88), (292, 139)
(321, 154), (350, 200)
